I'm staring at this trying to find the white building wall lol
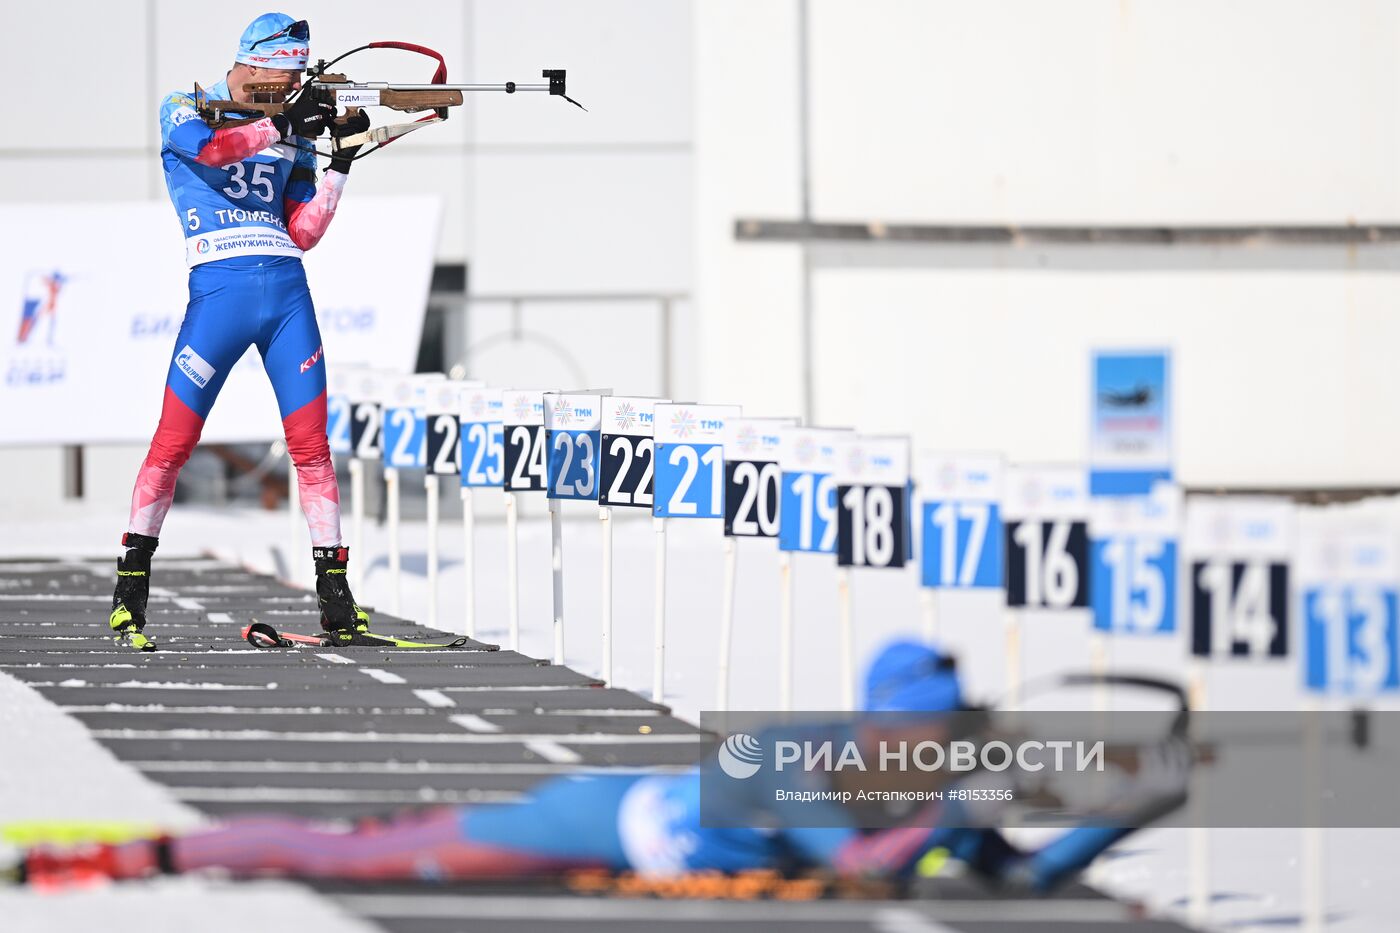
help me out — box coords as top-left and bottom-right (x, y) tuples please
(694, 0), (1400, 486)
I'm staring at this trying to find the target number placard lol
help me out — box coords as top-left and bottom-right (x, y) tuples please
(381, 374), (444, 470)
(545, 392), (603, 501)
(502, 390), (549, 492)
(349, 371), (385, 459)
(1186, 497), (1294, 659)
(1089, 483), (1181, 634)
(723, 418), (795, 537)
(1004, 466), (1090, 610)
(836, 436), (911, 569)
(600, 396), (666, 509)
(1298, 510), (1400, 694)
(918, 453), (1003, 589)
(424, 380), (481, 476)
(326, 366), (356, 455)
(459, 388), (504, 488)
(653, 404), (741, 519)
(778, 427), (849, 553)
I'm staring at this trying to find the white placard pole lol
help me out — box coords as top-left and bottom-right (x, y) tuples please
(385, 466), (401, 616)
(1004, 609), (1022, 711)
(425, 473), (439, 629)
(1089, 631), (1109, 712)
(716, 537), (739, 711)
(349, 458), (365, 591)
(653, 517), (668, 704)
(1301, 696), (1325, 933)
(287, 463), (300, 580)
(920, 589), (937, 643)
(837, 566), (854, 711)
(549, 497), (565, 665)
(460, 487), (475, 638)
(1187, 659), (1210, 930)
(779, 552), (794, 711)
(504, 490), (520, 652)
(600, 506), (614, 684)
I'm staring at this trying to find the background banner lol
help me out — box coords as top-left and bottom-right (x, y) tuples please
(1, 195), (440, 445)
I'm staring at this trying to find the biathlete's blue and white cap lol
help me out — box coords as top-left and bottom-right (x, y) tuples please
(235, 13), (310, 70)
(863, 639), (963, 713)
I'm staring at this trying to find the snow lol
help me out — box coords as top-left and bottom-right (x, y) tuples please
(0, 669), (375, 932)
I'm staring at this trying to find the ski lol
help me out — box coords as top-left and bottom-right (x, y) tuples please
(242, 620), (478, 650)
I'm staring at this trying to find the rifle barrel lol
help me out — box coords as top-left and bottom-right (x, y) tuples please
(323, 82), (553, 92)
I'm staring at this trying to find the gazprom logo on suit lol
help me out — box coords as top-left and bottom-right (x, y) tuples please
(176, 345), (216, 388)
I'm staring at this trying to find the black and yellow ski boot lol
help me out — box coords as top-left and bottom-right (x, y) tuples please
(110, 533), (158, 652)
(315, 546), (371, 646)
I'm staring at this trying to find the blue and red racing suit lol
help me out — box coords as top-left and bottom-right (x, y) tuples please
(103, 767), (1149, 890)
(128, 81), (348, 545)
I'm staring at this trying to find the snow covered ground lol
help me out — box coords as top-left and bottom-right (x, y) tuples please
(4, 496), (1400, 931)
(0, 654), (377, 932)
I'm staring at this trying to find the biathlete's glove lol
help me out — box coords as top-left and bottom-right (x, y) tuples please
(329, 110), (372, 175)
(271, 93), (335, 139)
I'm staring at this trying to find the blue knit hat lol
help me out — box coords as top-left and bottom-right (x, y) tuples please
(863, 640), (963, 713)
(236, 13), (310, 70)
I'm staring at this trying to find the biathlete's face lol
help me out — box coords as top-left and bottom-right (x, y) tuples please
(233, 65), (304, 103)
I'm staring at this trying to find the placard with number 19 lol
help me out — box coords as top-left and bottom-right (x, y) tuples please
(778, 427), (850, 553)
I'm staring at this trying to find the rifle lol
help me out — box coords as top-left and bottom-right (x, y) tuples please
(194, 41), (584, 162)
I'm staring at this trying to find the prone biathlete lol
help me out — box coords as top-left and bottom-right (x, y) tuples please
(111, 13), (372, 651)
(21, 642), (1187, 892)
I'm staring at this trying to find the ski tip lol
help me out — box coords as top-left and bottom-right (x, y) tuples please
(2, 820), (162, 847)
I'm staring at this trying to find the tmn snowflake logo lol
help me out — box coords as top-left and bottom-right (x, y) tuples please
(736, 424), (758, 455)
(553, 396), (574, 426)
(469, 393), (487, 418)
(670, 408), (696, 439)
(846, 446), (865, 477)
(795, 436), (817, 466)
(512, 395), (533, 422)
(613, 401), (637, 432)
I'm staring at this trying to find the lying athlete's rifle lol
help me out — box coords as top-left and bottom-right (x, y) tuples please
(194, 41), (585, 162)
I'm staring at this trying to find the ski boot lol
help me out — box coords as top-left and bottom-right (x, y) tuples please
(315, 546), (371, 646)
(110, 533), (158, 652)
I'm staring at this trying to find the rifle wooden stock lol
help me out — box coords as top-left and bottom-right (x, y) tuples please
(195, 78), (464, 129)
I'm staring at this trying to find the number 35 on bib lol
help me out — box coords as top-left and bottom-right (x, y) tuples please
(1004, 465), (1090, 611)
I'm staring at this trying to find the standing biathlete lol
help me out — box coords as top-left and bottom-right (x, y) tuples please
(111, 13), (372, 651)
